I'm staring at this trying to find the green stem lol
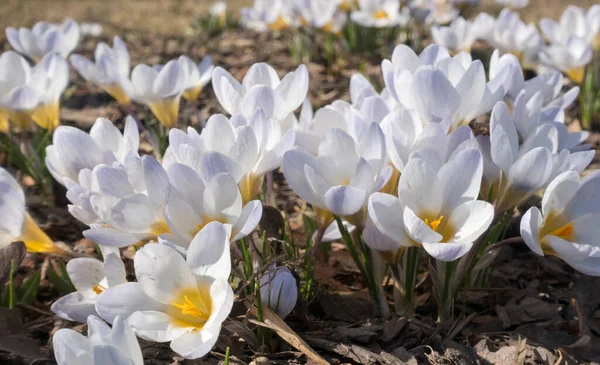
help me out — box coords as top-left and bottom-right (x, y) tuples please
(334, 216), (378, 302)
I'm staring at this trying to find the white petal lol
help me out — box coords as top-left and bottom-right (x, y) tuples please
(232, 200), (263, 241)
(95, 282), (162, 323)
(520, 207), (544, 256)
(186, 222), (231, 279)
(127, 310), (188, 342)
(53, 329), (92, 365)
(323, 185), (367, 217)
(134, 243), (197, 304)
(421, 242), (473, 262)
(51, 292), (98, 323)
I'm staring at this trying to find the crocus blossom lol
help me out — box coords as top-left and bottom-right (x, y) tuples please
(539, 37), (592, 84)
(129, 60), (187, 128)
(381, 44), (506, 130)
(0, 167), (61, 253)
(82, 155), (172, 248)
(53, 315), (143, 365)
(431, 17), (477, 54)
(539, 5), (600, 47)
(179, 55), (214, 101)
(367, 148), (494, 262)
(351, 0), (405, 28)
(51, 246), (126, 323)
(283, 126), (391, 228)
(0, 51), (69, 130)
(45, 116), (139, 185)
(6, 19), (80, 61)
(70, 36), (133, 104)
(165, 165), (263, 247)
(521, 171), (600, 276)
(165, 111), (295, 203)
(95, 222), (234, 359)
(212, 62), (309, 122)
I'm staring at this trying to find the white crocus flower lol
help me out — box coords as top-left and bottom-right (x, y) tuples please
(210, 1), (227, 24)
(6, 19), (80, 61)
(471, 12), (495, 41)
(350, 0), (404, 28)
(521, 71), (580, 114)
(95, 222), (234, 360)
(495, 0), (528, 9)
(51, 246), (126, 323)
(509, 90), (589, 154)
(539, 37), (592, 85)
(426, 0), (459, 25)
(0, 51), (68, 131)
(165, 164), (263, 247)
(483, 102), (551, 210)
(381, 44), (505, 130)
(241, 0), (297, 32)
(381, 108), (476, 173)
(431, 17), (476, 54)
(129, 60), (187, 128)
(539, 5), (600, 47)
(489, 9), (542, 67)
(488, 50), (524, 102)
(283, 126), (391, 228)
(212, 63), (308, 122)
(45, 116), (139, 185)
(80, 22), (103, 37)
(70, 36), (133, 104)
(166, 111), (295, 203)
(0, 167), (61, 253)
(178, 55), (214, 102)
(83, 155), (172, 248)
(53, 315), (143, 365)
(294, 0), (347, 34)
(260, 265), (298, 319)
(368, 148), (494, 262)
(521, 171), (600, 276)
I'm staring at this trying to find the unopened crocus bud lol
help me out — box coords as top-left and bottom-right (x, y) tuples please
(259, 265), (298, 319)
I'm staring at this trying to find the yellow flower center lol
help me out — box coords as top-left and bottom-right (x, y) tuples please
(548, 222), (575, 242)
(92, 284), (106, 295)
(149, 220), (172, 236)
(425, 216), (444, 232)
(373, 10), (388, 20)
(189, 215), (228, 238)
(168, 286), (212, 328)
(173, 295), (205, 318)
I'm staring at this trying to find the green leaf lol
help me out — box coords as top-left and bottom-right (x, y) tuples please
(17, 270), (41, 305)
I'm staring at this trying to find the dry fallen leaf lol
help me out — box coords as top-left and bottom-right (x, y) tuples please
(246, 302), (329, 365)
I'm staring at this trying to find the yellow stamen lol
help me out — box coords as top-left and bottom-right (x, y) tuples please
(425, 216), (444, 232)
(548, 222), (575, 242)
(92, 284), (106, 295)
(373, 10), (388, 20)
(173, 295), (205, 318)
